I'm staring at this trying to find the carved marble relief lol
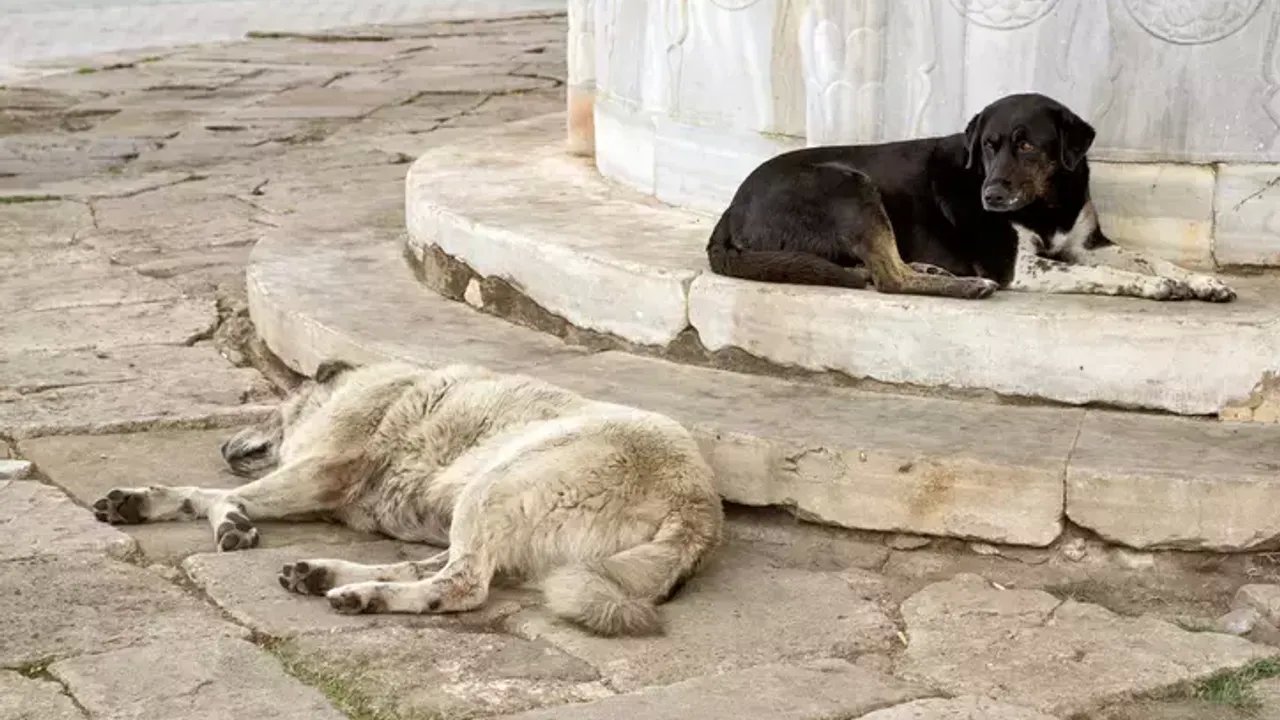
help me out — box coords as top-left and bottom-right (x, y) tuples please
(1122, 0), (1265, 44)
(800, 0), (887, 145)
(946, 0), (1061, 29)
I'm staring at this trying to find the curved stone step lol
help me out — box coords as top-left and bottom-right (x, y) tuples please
(248, 224), (1280, 551)
(404, 114), (1280, 417)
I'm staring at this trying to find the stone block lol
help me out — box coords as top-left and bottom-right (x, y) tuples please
(1215, 163), (1280, 267)
(405, 114), (705, 346)
(859, 697), (1059, 720)
(0, 555), (244, 667)
(0, 671), (81, 720)
(1066, 412), (1280, 550)
(688, 272), (1280, 417)
(278, 626), (611, 719)
(0, 480), (136, 561)
(1235, 584), (1280, 627)
(897, 574), (1275, 717)
(1090, 161), (1215, 270)
(496, 660), (931, 720)
(49, 637), (346, 720)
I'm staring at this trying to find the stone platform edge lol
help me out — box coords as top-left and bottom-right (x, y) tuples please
(247, 223), (1280, 553)
(402, 114), (1280, 419)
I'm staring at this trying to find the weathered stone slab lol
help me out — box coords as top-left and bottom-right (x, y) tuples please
(5, 298), (214, 351)
(0, 248), (185, 314)
(231, 87), (411, 121)
(404, 113), (705, 346)
(0, 345), (269, 439)
(0, 555), (244, 667)
(1235, 585), (1280, 627)
(689, 272), (1279, 418)
(1066, 412), (1280, 550)
(859, 697), (1059, 720)
(896, 574), (1275, 717)
(507, 546), (898, 691)
(20, 429), (381, 563)
(1215, 164), (1280, 268)
(0, 199), (92, 251)
(1090, 161), (1215, 270)
(0, 671), (81, 720)
(0, 480), (136, 561)
(49, 637), (346, 720)
(183, 541), (536, 638)
(495, 660), (932, 720)
(534, 352), (1071, 546)
(279, 626), (611, 719)
(248, 227), (583, 378)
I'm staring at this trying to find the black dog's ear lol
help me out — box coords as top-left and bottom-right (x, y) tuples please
(1057, 107), (1096, 171)
(314, 359), (355, 384)
(963, 110), (986, 169)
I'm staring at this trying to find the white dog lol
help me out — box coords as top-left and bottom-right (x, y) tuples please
(94, 360), (724, 635)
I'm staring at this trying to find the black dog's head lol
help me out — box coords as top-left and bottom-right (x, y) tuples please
(964, 93), (1095, 213)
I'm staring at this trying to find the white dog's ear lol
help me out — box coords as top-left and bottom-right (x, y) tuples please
(314, 359), (355, 384)
(1056, 107), (1096, 171)
(963, 109), (986, 170)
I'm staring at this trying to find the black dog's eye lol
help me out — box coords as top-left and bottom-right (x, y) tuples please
(1017, 140), (1036, 153)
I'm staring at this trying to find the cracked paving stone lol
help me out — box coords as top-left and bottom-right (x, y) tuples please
(20, 428), (381, 564)
(0, 554), (245, 667)
(0, 671), (82, 720)
(0, 199), (93, 251)
(496, 660), (933, 720)
(49, 636), (347, 720)
(0, 345), (271, 439)
(0, 479), (136, 561)
(278, 626), (611, 719)
(183, 541), (538, 637)
(896, 574), (1277, 717)
(506, 545), (899, 692)
(859, 696), (1060, 720)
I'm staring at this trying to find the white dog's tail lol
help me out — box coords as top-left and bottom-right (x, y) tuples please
(542, 514), (718, 636)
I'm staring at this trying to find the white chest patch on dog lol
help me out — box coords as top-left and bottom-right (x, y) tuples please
(1012, 198), (1098, 260)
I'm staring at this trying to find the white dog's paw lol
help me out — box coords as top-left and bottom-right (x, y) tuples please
(326, 583), (386, 614)
(279, 560), (336, 595)
(1184, 274), (1236, 303)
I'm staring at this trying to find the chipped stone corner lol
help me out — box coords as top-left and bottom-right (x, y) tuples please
(1222, 371), (1280, 424)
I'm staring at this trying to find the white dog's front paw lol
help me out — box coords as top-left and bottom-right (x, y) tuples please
(1184, 274), (1236, 303)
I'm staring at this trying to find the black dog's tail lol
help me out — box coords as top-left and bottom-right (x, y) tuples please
(706, 212), (868, 289)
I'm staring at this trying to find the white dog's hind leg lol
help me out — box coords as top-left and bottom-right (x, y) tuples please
(325, 552), (494, 615)
(1068, 243), (1236, 302)
(279, 550), (449, 596)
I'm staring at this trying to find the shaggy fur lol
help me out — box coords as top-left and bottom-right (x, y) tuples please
(93, 361), (724, 636)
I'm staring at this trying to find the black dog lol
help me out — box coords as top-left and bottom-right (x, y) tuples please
(707, 93), (1234, 302)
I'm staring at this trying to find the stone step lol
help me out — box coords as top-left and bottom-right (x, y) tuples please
(246, 222), (1280, 551)
(403, 113), (1280, 418)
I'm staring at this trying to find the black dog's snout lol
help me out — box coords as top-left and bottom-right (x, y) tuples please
(982, 181), (1014, 208)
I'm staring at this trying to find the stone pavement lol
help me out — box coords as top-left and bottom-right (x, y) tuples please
(4, 11), (1280, 720)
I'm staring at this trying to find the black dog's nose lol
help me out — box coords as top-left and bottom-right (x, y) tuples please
(983, 183), (1013, 208)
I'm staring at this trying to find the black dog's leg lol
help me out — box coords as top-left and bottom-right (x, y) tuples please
(709, 249), (870, 288)
(845, 191), (996, 300)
